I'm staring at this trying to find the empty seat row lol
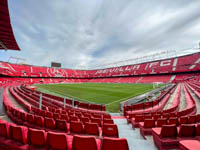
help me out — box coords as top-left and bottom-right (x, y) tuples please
(152, 124), (200, 149)
(15, 86), (111, 120)
(131, 113), (200, 129)
(124, 85), (174, 116)
(0, 119), (128, 150)
(7, 108), (118, 138)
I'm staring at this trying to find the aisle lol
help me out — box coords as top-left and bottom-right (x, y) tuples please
(114, 118), (157, 150)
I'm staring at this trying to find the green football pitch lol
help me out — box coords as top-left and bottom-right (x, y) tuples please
(36, 83), (154, 112)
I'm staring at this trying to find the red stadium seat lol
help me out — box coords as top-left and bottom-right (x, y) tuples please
(80, 117), (90, 125)
(103, 119), (114, 125)
(84, 122), (100, 136)
(53, 113), (61, 120)
(72, 135), (101, 150)
(179, 116), (188, 125)
(61, 114), (69, 121)
(47, 132), (68, 150)
(7, 125), (29, 150)
(156, 118), (167, 127)
(70, 121), (84, 134)
(101, 137), (129, 150)
(0, 122), (10, 149)
(139, 119), (155, 138)
(188, 115), (196, 124)
(168, 117), (178, 125)
(35, 115), (44, 127)
(56, 119), (68, 131)
(21, 112), (27, 122)
(91, 118), (102, 127)
(102, 124), (119, 138)
(178, 124), (196, 138)
(152, 125), (179, 149)
(45, 117), (56, 129)
(28, 128), (47, 149)
(46, 112), (53, 118)
(131, 115), (143, 129)
(27, 114), (35, 124)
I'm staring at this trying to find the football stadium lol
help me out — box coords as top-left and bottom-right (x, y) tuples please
(0, 0), (200, 149)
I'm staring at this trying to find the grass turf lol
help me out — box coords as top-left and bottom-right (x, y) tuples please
(36, 83), (154, 112)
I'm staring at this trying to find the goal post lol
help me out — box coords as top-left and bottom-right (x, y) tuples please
(152, 82), (163, 89)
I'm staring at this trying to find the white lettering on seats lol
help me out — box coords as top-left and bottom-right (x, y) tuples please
(160, 60), (171, 66)
(189, 58), (200, 69)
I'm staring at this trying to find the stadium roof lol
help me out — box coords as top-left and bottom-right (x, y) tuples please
(0, 0), (20, 50)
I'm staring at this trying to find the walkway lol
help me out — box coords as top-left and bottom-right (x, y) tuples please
(163, 86), (178, 110)
(179, 85), (186, 111)
(0, 88), (26, 123)
(114, 118), (157, 150)
(6, 88), (26, 111)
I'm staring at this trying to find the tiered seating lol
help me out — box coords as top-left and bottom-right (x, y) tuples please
(125, 85), (174, 118)
(152, 123), (200, 150)
(0, 53), (200, 79)
(0, 119), (128, 150)
(4, 87), (120, 139)
(1, 86), (129, 150)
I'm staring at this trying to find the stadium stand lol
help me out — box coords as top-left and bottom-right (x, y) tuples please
(1, 1), (200, 149)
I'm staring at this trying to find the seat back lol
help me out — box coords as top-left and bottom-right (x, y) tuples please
(27, 113), (35, 124)
(35, 115), (44, 127)
(144, 119), (155, 128)
(188, 115), (196, 124)
(0, 122), (9, 138)
(162, 113), (169, 119)
(144, 115), (152, 120)
(80, 117), (90, 125)
(178, 124), (196, 137)
(46, 112), (53, 118)
(102, 124), (119, 138)
(47, 131), (68, 150)
(168, 117), (178, 125)
(103, 119), (114, 124)
(70, 121), (84, 134)
(91, 118), (102, 127)
(179, 116), (188, 125)
(153, 114), (161, 121)
(21, 112), (27, 121)
(56, 119), (67, 131)
(45, 117), (56, 129)
(161, 125), (177, 138)
(70, 116), (79, 122)
(10, 125), (27, 144)
(156, 118), (167, 127)
(61, 114), (69, 121)
(103, 114), (112, 120)
(72, 135), (98, 150)
(53, 113), (61, 120)
(85, 122), (99, 136)
(101, 137), (129, 150)
(28, 128), (46, 147)
(135, 115), (143, 122)
(169, 113), (176, 118)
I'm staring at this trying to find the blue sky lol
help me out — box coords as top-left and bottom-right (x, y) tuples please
(0, 0), (200, 69)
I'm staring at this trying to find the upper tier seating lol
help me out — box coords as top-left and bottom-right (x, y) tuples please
(0, 53), (200, 78)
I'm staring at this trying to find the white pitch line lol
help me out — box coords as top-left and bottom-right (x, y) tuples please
(105, 89), (152, 106)
(38, 88), (93, 103)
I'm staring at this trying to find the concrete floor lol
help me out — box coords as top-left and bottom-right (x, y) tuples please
(114, 119), (157, 150)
